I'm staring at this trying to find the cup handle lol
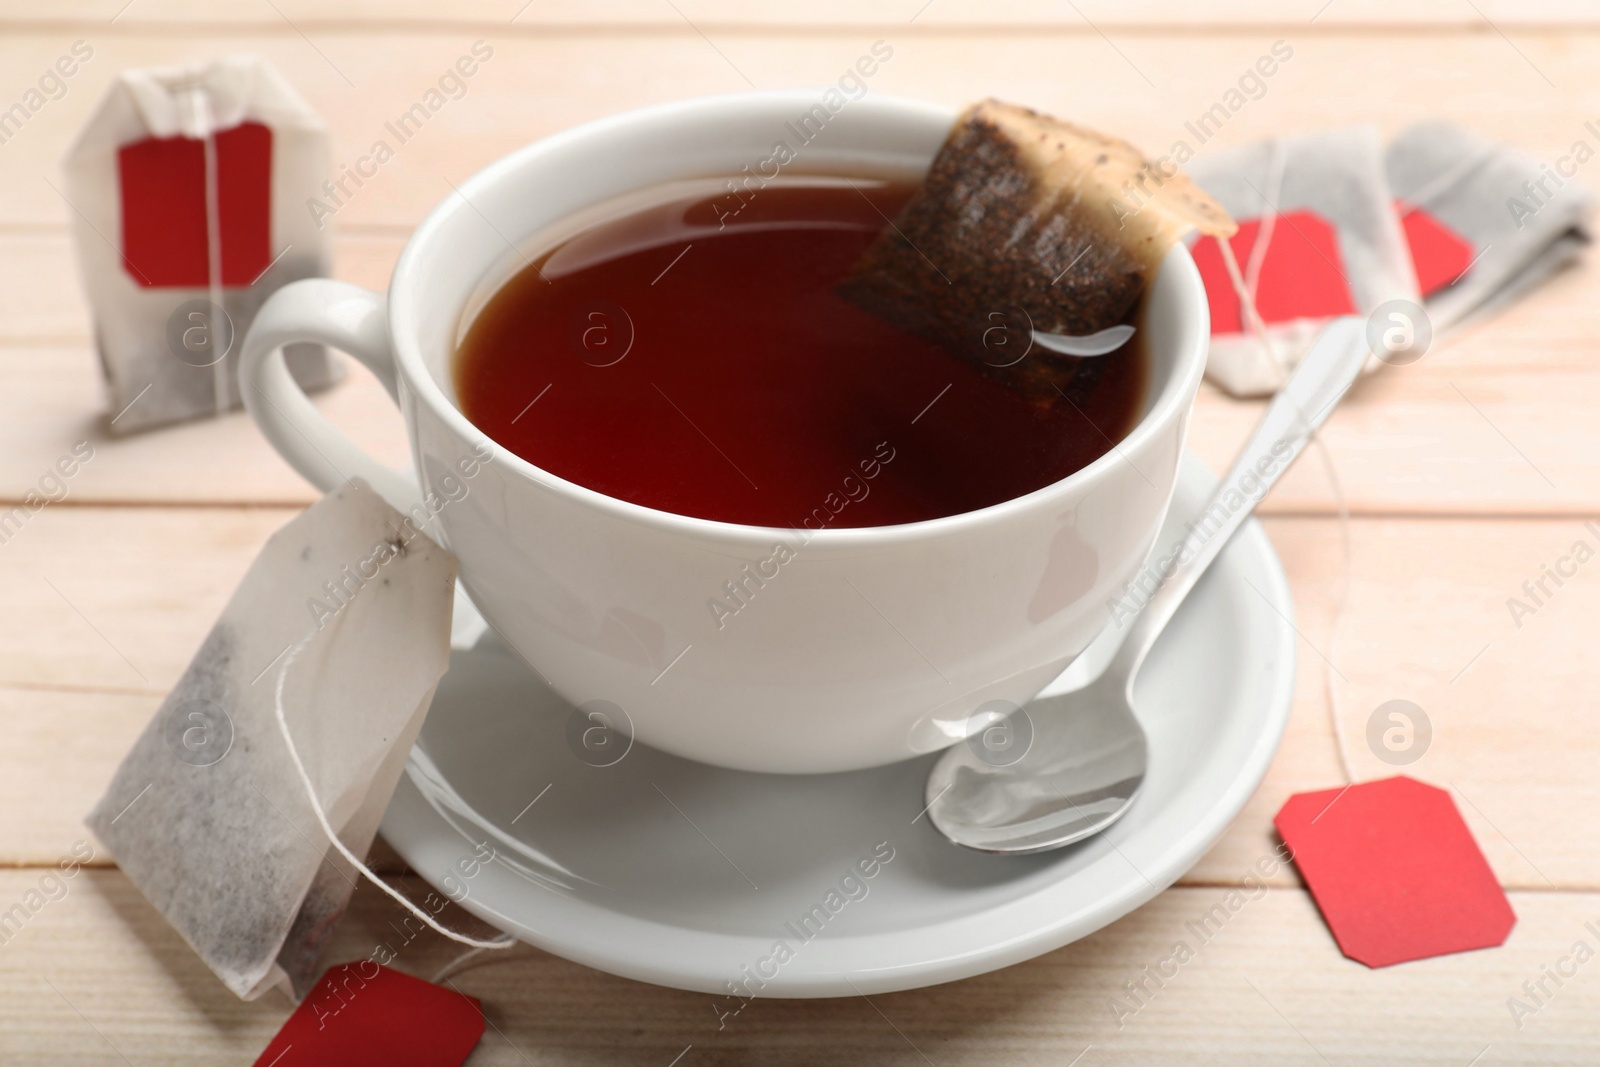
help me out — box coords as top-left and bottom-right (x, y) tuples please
(239, 278), (421, 513)
(240, 278), (491, 648)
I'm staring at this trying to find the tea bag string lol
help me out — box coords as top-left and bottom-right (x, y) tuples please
(1211, 139), (1288, 389)
(1312, 434), (1357, 783)
(1242, 138), (1288, 304)
(182, 84), (231, 418)
(272, 631), (516, 952)
(1215, 152), (1359, 785)
(1216, 240), (1280, 389)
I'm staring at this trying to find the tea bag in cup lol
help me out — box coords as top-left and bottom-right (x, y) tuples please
(839, 98), (1235, 405)
(1386, 121), (1594, 335)
(1186, 126), (1419, 397)
(86, 479), (504, 1000)
(63, 55), (343, 434)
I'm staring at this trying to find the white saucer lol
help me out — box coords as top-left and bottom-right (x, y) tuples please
(379, 453), (1296, 997)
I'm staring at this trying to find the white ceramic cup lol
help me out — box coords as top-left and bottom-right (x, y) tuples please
(240, 91), (1209, 774)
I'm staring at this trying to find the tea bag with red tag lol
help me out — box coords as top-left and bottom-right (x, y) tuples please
(85, 480), (481, 1000)
(63, 55), (342, 434)
(1387, 121), (1594, 334)
(1186, 126), (1418, 397)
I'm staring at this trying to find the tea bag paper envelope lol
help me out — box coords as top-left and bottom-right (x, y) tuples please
(87, 480), (455, 1000)
(63, 54), (342, 434)
(1186, 126), (1418, 397)
(1386, 121), (1594, 335)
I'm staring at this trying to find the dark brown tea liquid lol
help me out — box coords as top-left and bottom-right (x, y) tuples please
(454, 178), (1145, 529)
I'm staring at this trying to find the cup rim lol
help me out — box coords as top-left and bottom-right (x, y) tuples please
(390, 90), (1209, 548)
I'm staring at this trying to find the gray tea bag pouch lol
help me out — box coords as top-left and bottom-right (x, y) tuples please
(1188, 125), (1418, 397)
(86, 479), (487, 999)
(1386, 121), (1594, 335)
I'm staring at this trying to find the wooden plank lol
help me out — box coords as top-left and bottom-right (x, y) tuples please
(0, 506), (296, 695)
(1303, 514), (1600, 891)
(3, 0), (1599, 30)
(0, 225), (1596, 513)
(1184, 515), (1600, 890)
(3, 507), (1598, 891)
(0, 29), (1595, 231)
(1190, 258), (1600, 517)
(0, 342), (412, 507)
(0, 16), (1588, 1065)
(1196, 511), (1600, 889)
(0, 869), (1595, 1065)
(0, 688), (152, 867)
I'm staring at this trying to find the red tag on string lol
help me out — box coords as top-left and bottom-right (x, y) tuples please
(1191, 209), (1358, 334)
(1397, 202), (1476, 296)
(1275, 776), (1515, 968)
(117, 120), (274, 288)
(252, 964), (485, 1067)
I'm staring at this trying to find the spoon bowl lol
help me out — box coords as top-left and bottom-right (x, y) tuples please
(926, 673), (1147, 853)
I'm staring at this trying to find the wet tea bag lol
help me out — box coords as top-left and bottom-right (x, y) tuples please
(86, 480), (486, 1000)
(1386, 121), (1594, 334)
(1186, 126), (1418, 396)
(63, 55), (342, 434)
(840, 98), (1235, 403)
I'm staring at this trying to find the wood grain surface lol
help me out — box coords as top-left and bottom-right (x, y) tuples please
(2, 4), (1597, 1063)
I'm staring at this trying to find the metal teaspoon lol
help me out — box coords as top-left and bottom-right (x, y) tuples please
(925, 316), (1370, 854)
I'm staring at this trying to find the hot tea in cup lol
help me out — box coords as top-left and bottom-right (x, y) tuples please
(453, 177), (1146, 529)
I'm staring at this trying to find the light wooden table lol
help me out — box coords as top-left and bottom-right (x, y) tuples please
(3, 2), (1599, 1063)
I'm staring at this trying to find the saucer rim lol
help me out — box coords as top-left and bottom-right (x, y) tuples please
(380, 455), (1297, 996)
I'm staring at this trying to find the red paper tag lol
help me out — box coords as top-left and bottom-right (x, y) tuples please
(1275, 776), (1515, 968)
(1191, 209), (1358, 334)
(1397, 202), (1475, 296)
(253, 964), (485, 1067)
(117, 120), (274, 288)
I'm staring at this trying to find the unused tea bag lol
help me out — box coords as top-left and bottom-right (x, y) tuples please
(1386, 121), (1593, 335)
(87, 480), (463, 1000)
(1186, 126), (1418, 397)
(63, 55), (343, 434)
(840, 99), (1235, 403)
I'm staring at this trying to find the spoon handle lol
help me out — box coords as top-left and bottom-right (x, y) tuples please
(1112, 315), (1370, 681)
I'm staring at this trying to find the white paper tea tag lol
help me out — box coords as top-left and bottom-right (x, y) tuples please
(87, 480), (458, 999)
(63, 55), (342, 433)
